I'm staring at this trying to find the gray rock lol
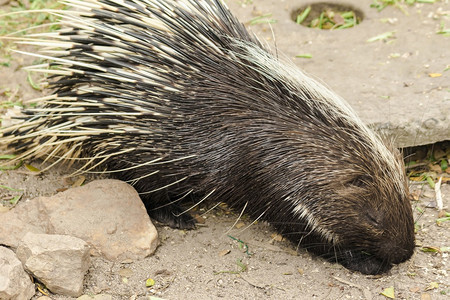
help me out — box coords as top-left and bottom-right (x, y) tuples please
(0, 179), (158, 260)
(227, 0), (449, 147)
(0, 201), (46, 248)
(38, 179), (159, 260)
(16, 232), (90, 297)
(0, 246), (35, 300)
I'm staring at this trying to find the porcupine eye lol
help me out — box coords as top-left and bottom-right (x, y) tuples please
(346, 176), (382, 227)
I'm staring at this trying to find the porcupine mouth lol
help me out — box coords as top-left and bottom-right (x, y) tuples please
(281, 225), (396, 274)
(298, 232), (399, 275)
(336, 249), (392, 275)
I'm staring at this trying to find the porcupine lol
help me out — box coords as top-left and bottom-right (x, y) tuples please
(0, 0), (414, 275)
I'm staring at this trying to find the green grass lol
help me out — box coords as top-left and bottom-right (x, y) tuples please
(295, 7), (361, 30)
(0, 0), (65, 65)
(0, 0), (65, 36)
(371, 0), (437, 12)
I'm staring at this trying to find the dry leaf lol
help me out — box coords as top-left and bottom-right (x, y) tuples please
(428, 73), (442, 78)
(421, 246), (441, 253)
(438, 210), (448, 218)
(72, 175), (86, 187)
(25, 164), (40, 172)
(235, 222), (245, 229)
(271, 233), (284, 242)
(194, 214), (206, 224)
(424, 282), (439, 291)
(145, 278), (155, 287)
(381, 286), (395, 299)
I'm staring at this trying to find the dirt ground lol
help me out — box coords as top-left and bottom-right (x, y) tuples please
(0, 0), (449, 299)
(1, 165), (449, 299)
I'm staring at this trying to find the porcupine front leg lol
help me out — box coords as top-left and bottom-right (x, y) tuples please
(141, 191), (197, 230)
(109, 162), (197, 229)
(147, 205), (197, 230)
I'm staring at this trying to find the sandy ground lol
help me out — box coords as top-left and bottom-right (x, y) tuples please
(0, 0), (449, 299)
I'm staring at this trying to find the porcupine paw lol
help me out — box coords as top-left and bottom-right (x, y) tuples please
(148, 206), (197, 229)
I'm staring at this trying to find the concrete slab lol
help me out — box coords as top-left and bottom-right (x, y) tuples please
(226, 0), (449, 147)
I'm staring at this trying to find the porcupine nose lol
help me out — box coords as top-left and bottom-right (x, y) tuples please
(385, 241), (414, 264)
(380, 223), (415, 264)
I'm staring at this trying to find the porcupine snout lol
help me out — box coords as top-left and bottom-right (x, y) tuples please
(340, 181), (415, 274)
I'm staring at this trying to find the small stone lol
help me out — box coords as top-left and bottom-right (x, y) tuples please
(0, 246), (35, 300)
(16, 233), (90, 297)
